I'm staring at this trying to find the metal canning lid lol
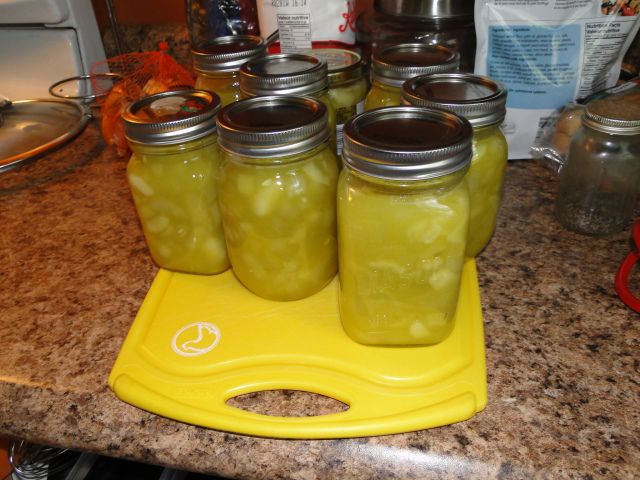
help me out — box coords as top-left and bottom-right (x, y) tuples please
(402, 73), (508, 127)
(375, 0), (474, 18)
(371, 44), (460, 87)
(122, 89), (221, 145)
(305, 48), (363, 87)
(343, 106), (472, 180)
(239, 53), (329, 97)
(583, 98), (640, 135)
(192, 35), (266, 73)
(216, 96), (329, 158)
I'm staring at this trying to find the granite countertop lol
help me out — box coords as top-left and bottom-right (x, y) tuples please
(0, 121), (638, 479)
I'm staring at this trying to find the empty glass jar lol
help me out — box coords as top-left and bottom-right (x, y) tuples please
(555, 98), (640, 236)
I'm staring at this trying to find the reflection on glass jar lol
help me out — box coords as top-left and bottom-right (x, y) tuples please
(338, 106), (472, 346)
(402, 73), (509, 257)
(555, 98), (640, 236)
(216, 96), (339, 301)
(123, 89), (229, 275)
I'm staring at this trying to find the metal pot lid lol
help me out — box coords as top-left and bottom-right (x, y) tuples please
(0, 98), (91, 173)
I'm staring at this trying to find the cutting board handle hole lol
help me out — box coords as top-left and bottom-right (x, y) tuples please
(226, 389), (349, 417)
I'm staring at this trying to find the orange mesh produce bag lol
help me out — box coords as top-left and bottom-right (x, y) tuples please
(91, 43), (195, 157)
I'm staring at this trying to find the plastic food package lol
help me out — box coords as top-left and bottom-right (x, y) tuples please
(256, 0), (356, 53)
(474, 0), (640, 159)
(90, 44), (195, 157)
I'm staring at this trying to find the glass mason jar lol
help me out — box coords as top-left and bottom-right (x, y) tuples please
(122, 89), (229, 275)
(338, 106), (472, 346)
(555, 98), (640, 236)
(364, 43), (459, 111)
(192, 35), (267, 106)
(306, 48), (368, 156)
(239, 53), (338, 154)
(403, 73), (509, 257)
(216, 96), (339, 301)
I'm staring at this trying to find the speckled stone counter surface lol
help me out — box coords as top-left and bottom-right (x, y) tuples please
(0, 120), (638, 479)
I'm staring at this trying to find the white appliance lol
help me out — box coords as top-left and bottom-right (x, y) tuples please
(0, 0), (106, 101)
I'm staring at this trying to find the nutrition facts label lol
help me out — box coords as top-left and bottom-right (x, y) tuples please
(277, 13), (312, 51)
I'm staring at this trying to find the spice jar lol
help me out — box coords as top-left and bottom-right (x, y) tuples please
(123, 89), (229, 275)
(403, 73), (508, 257)
(216, 96), (339, 301)
(364, 43), (459, 111)
(239, 53), (338, 153)
(555, 98), (640, 236)
(307, 48), (368, 155)
(193, 35), (267, 106)
(338, 106), (472, 346)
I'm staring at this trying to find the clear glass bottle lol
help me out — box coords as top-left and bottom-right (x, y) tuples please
(216, 96), (339, 301)
(403, 73), (509, 257)
(239, 53), (338, 153)
(122, 89), (229, 275)
(364, 43), (459, 111)
(306, 48), (368, 156)
(192, 35), (266, 106)
(338, 106), (472, 346)
(555, 98), (640, 236)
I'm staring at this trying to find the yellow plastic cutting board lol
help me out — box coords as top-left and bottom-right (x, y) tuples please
(109, 259), (486, 439)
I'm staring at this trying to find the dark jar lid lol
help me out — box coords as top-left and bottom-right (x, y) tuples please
(342, 106), (472, 180)
(239, 53), (329, 97)
(371, 43), (459, 87)
(402, 73), (508, 127)
(192, 35), (266, 73)
(216, 95), (329, 158)
(122, 89), (221, 145)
